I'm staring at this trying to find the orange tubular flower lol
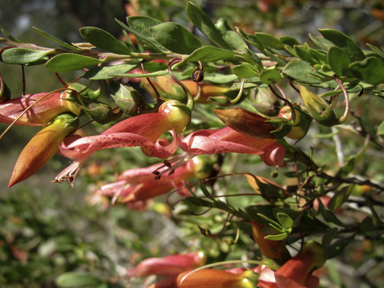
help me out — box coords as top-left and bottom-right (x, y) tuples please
(258, 241), (326, 288)
(252, 221), (290, 264)
(0, 92), (80, 126)
(147, 269), (255, 288)
(126, 252), (206, 278)
(99, 155), (215, 205)
(8, 113), (79, 187)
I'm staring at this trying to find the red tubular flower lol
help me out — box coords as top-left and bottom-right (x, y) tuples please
(126, 252), (206, 278)
(99, 155), (214, 204)
(8, 113), (79, 187)
(178, 127), (285, 166)
(54, 100), (191, 186)
(252, 221), (290, 264)
(147, 269), (255, 288)
(0, 92), (80, 126)
(258, 241), (326, 288)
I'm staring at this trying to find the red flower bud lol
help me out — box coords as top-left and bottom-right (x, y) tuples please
(9, 113), (78, 187)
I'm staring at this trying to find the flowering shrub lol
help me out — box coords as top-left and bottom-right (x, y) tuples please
(1, 1), (384, 287)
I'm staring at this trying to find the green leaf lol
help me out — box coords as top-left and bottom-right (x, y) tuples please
(309, 48), (327, 64)
(282, 60), (323, 84)
(186, 1), (230, 49)
(336, 137), (369, 178)
(80, 27), (131, 54)
(116, 16), (166, 52)
(295, 46), (319, 64)
(46, 53), (102, 72)
(326, 235), (355, 259)
(149, 22), (202, 54)
(328, 46), (350, 76)
(318, 29), (365, 62)
(327, 185), (354, 211)
(322, 227), (338, 247)
(84, 63), (139, 80)
(33, 26), (80, 51)
(236, 27), (266, 53)
(367, 43), (384, 58)
(260, 69), (282, 84)
(0, 24), (23, 43)
(349, 57), (384, 85)
(318, 199), (345, 226)
(186, 46), (237, 62)
(280, 36), (301, 47)
(255, 33), (285, 50)
(56, 272), (100, 287)
(1, 48), (51, 64)
(203, 73), (238, 84)
(378, 120), (384, 136)
(232, 63), (259, 78)
(276, 212), (293, 229)
(215, 18), (247, 51)
(309, 33), (334, 51)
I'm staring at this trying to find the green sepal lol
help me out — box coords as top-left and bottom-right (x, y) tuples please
(266, 117), (293, 139)
(208, 96), (232, 107)
(109, 83), (145, 116)
(79, 100), (122, 124)
(0, 72), (11, 102)
(67, 82), (103, 101)
(299, 85), (339, 127)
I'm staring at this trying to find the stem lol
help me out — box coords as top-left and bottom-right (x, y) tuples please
(333, 75), (350, 124)
(269, 84), (296, 124)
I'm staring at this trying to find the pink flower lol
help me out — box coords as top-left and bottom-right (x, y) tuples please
(257, 241), (325, 288)
(178, 127), (285, 166)
(98, 155), (214, 204)
(54, 100), (191, 186)
(126, 252), (206, 278)
(0, 92), (80, 126)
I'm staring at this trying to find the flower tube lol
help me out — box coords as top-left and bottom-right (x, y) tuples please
(55, 100), (191, 186)
(99, 155), (215, 204)
(178, 127), (285, 166)
(0, 92), (80, 126)
(8, 113), (79, 187)
(147, 269), (255, 288)
(126, 252), (206, 278)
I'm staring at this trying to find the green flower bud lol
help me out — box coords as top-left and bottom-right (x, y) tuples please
(79, 100), (122, 124)
(299, 85), (339, 127)
(254, 87), (281, 116)
(278, 106), (312, 140)
(110, 84), (145, 116)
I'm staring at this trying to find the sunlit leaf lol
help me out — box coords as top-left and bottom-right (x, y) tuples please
(260, 69), (282, 84)
(232, 63), (259, 78)
(149, 22), (202, 54)
(255, 33), (285, 50)
(328, 46), (350, 76)
(186, 1), (230, 49)
(215, 18), (247, 51)
(349, 57), (384, 85)
(186, 46), (237, 62)
(318, 29), (365, 62)
(276, 212), (293, 229)
(84, 63), (139, 80)
(46, 53), (102, 72)
(33, 26), (81, 51)
(1, 48), (51, 64)
(80, 26), (131, 54)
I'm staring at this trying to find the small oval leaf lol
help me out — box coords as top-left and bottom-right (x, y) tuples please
(277, 212), (293, 229)
(349, 56), (384, 85)
(328, 46), (350, 76)
(46, 54), (102, 72)
(80, 26), (131, 54)
(1, 48), (51, 64)
(186, 46), (237, 62)
(260, 69), (282, 84)
(149, 22), (202, 54)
